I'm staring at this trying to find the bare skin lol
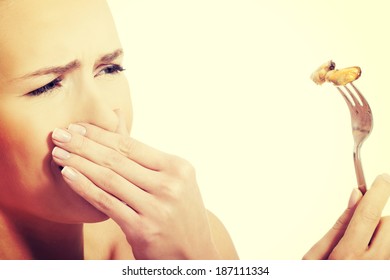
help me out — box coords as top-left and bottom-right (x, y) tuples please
(2, 0), (390, 260)
(0, 0), (238, 260)
(304, 174), (390, 260)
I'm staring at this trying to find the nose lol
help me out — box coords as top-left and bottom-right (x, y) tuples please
(74, 83), (120, 132)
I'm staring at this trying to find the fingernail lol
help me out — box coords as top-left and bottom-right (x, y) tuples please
(52, 128), (71, 142)
(61, 166), (78, 181)
(348, 188), (362, 208)
(52, 147), (71, 160)
(68, 124), (86, 136)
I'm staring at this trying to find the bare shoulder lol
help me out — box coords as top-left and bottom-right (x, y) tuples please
(207, 210), (239, 259)
(84, 219), (134, 260)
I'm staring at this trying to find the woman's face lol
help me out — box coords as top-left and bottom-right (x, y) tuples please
(0, 0), (132, 223)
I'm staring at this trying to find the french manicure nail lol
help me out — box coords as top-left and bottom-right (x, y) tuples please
(61, 166), (78, 181)
(68, 124), (86, 136)
(52, 147), (71, 160)
(52, 128), (71, 142)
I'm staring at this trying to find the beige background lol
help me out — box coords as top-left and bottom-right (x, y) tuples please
(108, 0), (390, 259)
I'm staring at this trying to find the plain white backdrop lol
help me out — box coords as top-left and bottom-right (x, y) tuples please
(107, 0), (390, 259)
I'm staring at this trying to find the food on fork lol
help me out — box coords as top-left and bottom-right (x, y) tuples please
(311, 60), (361, 86)
(325, 67), (361, 86)
(311, 61), (336, 85)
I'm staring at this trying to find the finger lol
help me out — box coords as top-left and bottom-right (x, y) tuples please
(52, 147), (153, 212)
(303, 188), (362, 259)
(70, 123), (167, 171)
(366, 216), (390, 259)
(60, 166), (138, 226)
(337, 174), (390, 254)
(52, 128), (159, 192)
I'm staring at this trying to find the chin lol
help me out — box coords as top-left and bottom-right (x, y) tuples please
(51, 182), (111, 224)
(29, 175), (108, 224)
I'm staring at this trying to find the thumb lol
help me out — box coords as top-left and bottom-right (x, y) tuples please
(303, 188), (362, 259)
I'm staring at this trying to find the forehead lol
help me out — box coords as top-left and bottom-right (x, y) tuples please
(0, 0), (121, 79)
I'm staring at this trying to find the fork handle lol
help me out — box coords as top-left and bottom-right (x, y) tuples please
(353, 145), (367, 194)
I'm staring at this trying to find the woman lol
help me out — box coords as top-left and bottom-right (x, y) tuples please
(0, 0), (238, 260)
(0, 0), (389, 260)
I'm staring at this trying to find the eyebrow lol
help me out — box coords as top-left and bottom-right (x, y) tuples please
(16, 49), (123, 80)
(96, 49), (123, 65)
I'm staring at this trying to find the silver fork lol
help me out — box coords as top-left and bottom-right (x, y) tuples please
(336, 82), (373, 194)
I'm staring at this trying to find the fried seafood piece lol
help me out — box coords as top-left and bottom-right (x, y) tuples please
(311, 60), (336, 85)
(311, 61), (361, 86)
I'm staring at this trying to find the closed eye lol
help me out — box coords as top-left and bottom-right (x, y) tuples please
(26, 77), (62, 97)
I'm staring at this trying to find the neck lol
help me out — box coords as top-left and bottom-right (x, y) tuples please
(4, 210), (84, 260)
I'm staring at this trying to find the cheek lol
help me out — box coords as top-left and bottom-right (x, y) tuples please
(0, 119), (54, 187)
(0, 102), (60, 200)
